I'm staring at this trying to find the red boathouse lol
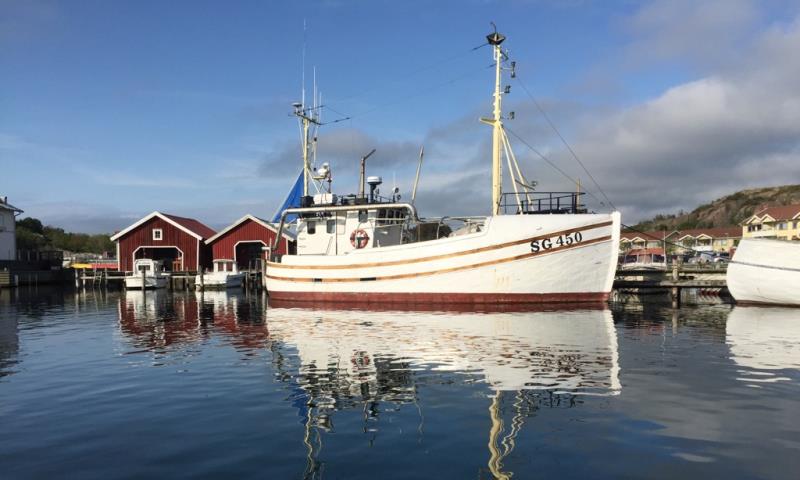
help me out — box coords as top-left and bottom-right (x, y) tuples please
(111, 211), (216, 272)
(205, 214), (295, 269)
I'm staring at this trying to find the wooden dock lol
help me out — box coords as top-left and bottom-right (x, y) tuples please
(73, 263), (725, 308)
(74, 269), (264, 292)
(614, 263), (728, 307)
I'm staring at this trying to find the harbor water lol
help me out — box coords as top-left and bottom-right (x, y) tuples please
(1, 288), (798, 479)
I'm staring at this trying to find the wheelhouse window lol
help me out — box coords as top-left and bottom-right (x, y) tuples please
(358, 210), (368, 223)
(152, 228), (163, 240)
(326, 219), (336, 234)
(307, 221), (316, 235)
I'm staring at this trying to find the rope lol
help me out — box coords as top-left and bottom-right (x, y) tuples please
(505, 127), (607, 208)
(512, 75), (618, 211)
(619, 222), (710, 256)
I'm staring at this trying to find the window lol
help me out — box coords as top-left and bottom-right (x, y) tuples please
(307, 221), (316, 235)
(358, 210), (368, 223)
(778, 222), (788, 230)
(152, 228), (163, 240)
(326, 219), (336, 234)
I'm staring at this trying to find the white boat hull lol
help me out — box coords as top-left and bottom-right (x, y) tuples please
(727, 239), (800, 306)
(124, 276), (168, 290)
(195, 272), (245, 289)
(266, 213), (620, 305)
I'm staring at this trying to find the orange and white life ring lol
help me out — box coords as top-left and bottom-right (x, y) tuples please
(350, 229), (370, 249)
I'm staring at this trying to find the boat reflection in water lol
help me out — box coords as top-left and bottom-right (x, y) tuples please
(117, 290), (270, 354)
(266, 304), (621, 479)
(727, 306), (800, 384)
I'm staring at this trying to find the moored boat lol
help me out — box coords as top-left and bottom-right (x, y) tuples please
(196, 259), (245, 290)
(619, 247), (667, 271)
(727, 238), (800, 306)
(124, 258), (169, 290)
(265, 28), (621, 306)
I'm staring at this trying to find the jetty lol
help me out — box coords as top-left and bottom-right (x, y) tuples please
(614, 263), (728, 307)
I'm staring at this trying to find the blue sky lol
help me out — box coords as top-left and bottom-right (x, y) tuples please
(2, 0), (800, 233)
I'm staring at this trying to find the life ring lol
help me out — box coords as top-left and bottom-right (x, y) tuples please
(350, 229), (370, 249)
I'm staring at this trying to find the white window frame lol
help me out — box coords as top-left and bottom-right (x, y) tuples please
(152, 228), (163, 241)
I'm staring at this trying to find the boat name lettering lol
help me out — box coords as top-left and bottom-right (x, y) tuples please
(530, 232), (583, 252)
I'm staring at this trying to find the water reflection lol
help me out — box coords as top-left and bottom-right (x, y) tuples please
(727, 306), (800, 384)
(266, 307), (620, 479)
(0, 289), (19, 378)
(117, 290), (270, 354)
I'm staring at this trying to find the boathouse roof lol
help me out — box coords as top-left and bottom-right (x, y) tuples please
(204, 214), (295, 245)
(110, 211), (216, 241)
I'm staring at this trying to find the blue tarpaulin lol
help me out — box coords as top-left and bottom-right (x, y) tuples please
(271, 170), (304, 223)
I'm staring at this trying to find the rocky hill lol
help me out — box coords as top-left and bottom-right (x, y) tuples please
(631, 184), (800, 231)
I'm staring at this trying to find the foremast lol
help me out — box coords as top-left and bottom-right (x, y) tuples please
(481, 27), (532, 216)
(488, 29), (505, 216)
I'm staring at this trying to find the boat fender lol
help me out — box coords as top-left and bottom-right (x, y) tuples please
(350, 229), (370, 249)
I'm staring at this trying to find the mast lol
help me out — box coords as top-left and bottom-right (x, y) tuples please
(481, 27), (507, 216)
(293, 104), (320, 197)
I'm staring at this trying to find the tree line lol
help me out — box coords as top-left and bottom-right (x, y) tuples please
(16, 217), (115, 255)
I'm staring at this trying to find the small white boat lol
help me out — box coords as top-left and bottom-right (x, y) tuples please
(619, 248), (667, 270)
(727, 239), (800, 306)
(196, 259), (245, 290)
(124, 258), (169, 290)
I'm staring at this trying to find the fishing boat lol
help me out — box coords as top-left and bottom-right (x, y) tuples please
(124, 258), (169, 290)
(727, 238), (800, 306)
(196, 259), (245, 290)
(265, 29), (621, 306)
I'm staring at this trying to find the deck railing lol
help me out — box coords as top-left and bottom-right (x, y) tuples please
(500, 192), (587, 215)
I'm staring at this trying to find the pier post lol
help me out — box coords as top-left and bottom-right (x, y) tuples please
(671, 287), (681, 309)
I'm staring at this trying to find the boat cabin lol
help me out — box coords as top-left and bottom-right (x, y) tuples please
(211, 259), (239, 274)
(130, 258), (165, 276)
(296, 202), (409, 255)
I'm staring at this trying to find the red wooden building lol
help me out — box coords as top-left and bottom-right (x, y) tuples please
(111, 211), (216, 272)
(205, 214), (295, 269)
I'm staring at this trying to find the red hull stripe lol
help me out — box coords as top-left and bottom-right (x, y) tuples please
(268, 291), (610, 306)
(267, 235), (612, 283)
(267, 220), (613, 270)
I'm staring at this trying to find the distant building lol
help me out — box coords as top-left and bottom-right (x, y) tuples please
(620, 227), (741, 255)
(0, 196), (23, 261)
(110, 212), (216, 272)
(619, 231), (669, 252)
(673, 227), (741, 253)
(742, 204), (800, 240)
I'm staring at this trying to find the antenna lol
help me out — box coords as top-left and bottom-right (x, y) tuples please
(411, 146), (424, 205)
(359, 149), (376, 199)
(301, 19), (307, 109)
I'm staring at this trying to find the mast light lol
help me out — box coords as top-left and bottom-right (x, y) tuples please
(487, 31), (505, 46)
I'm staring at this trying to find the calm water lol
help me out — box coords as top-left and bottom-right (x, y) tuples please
(1, 288), (799, 479)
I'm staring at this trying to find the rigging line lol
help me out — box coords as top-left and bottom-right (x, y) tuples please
(337, 63), (494, 121)
(324, 46), (483, 106)
(505, 126), (607, 208)
(513, 76), (618, 211)
(619, 223), (709, 256)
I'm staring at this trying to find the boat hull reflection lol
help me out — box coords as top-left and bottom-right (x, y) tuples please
(727, 306), (800, 372)
(267, 307), (620, 395)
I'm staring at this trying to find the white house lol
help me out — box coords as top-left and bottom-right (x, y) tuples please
(0, 196), (23, 261)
